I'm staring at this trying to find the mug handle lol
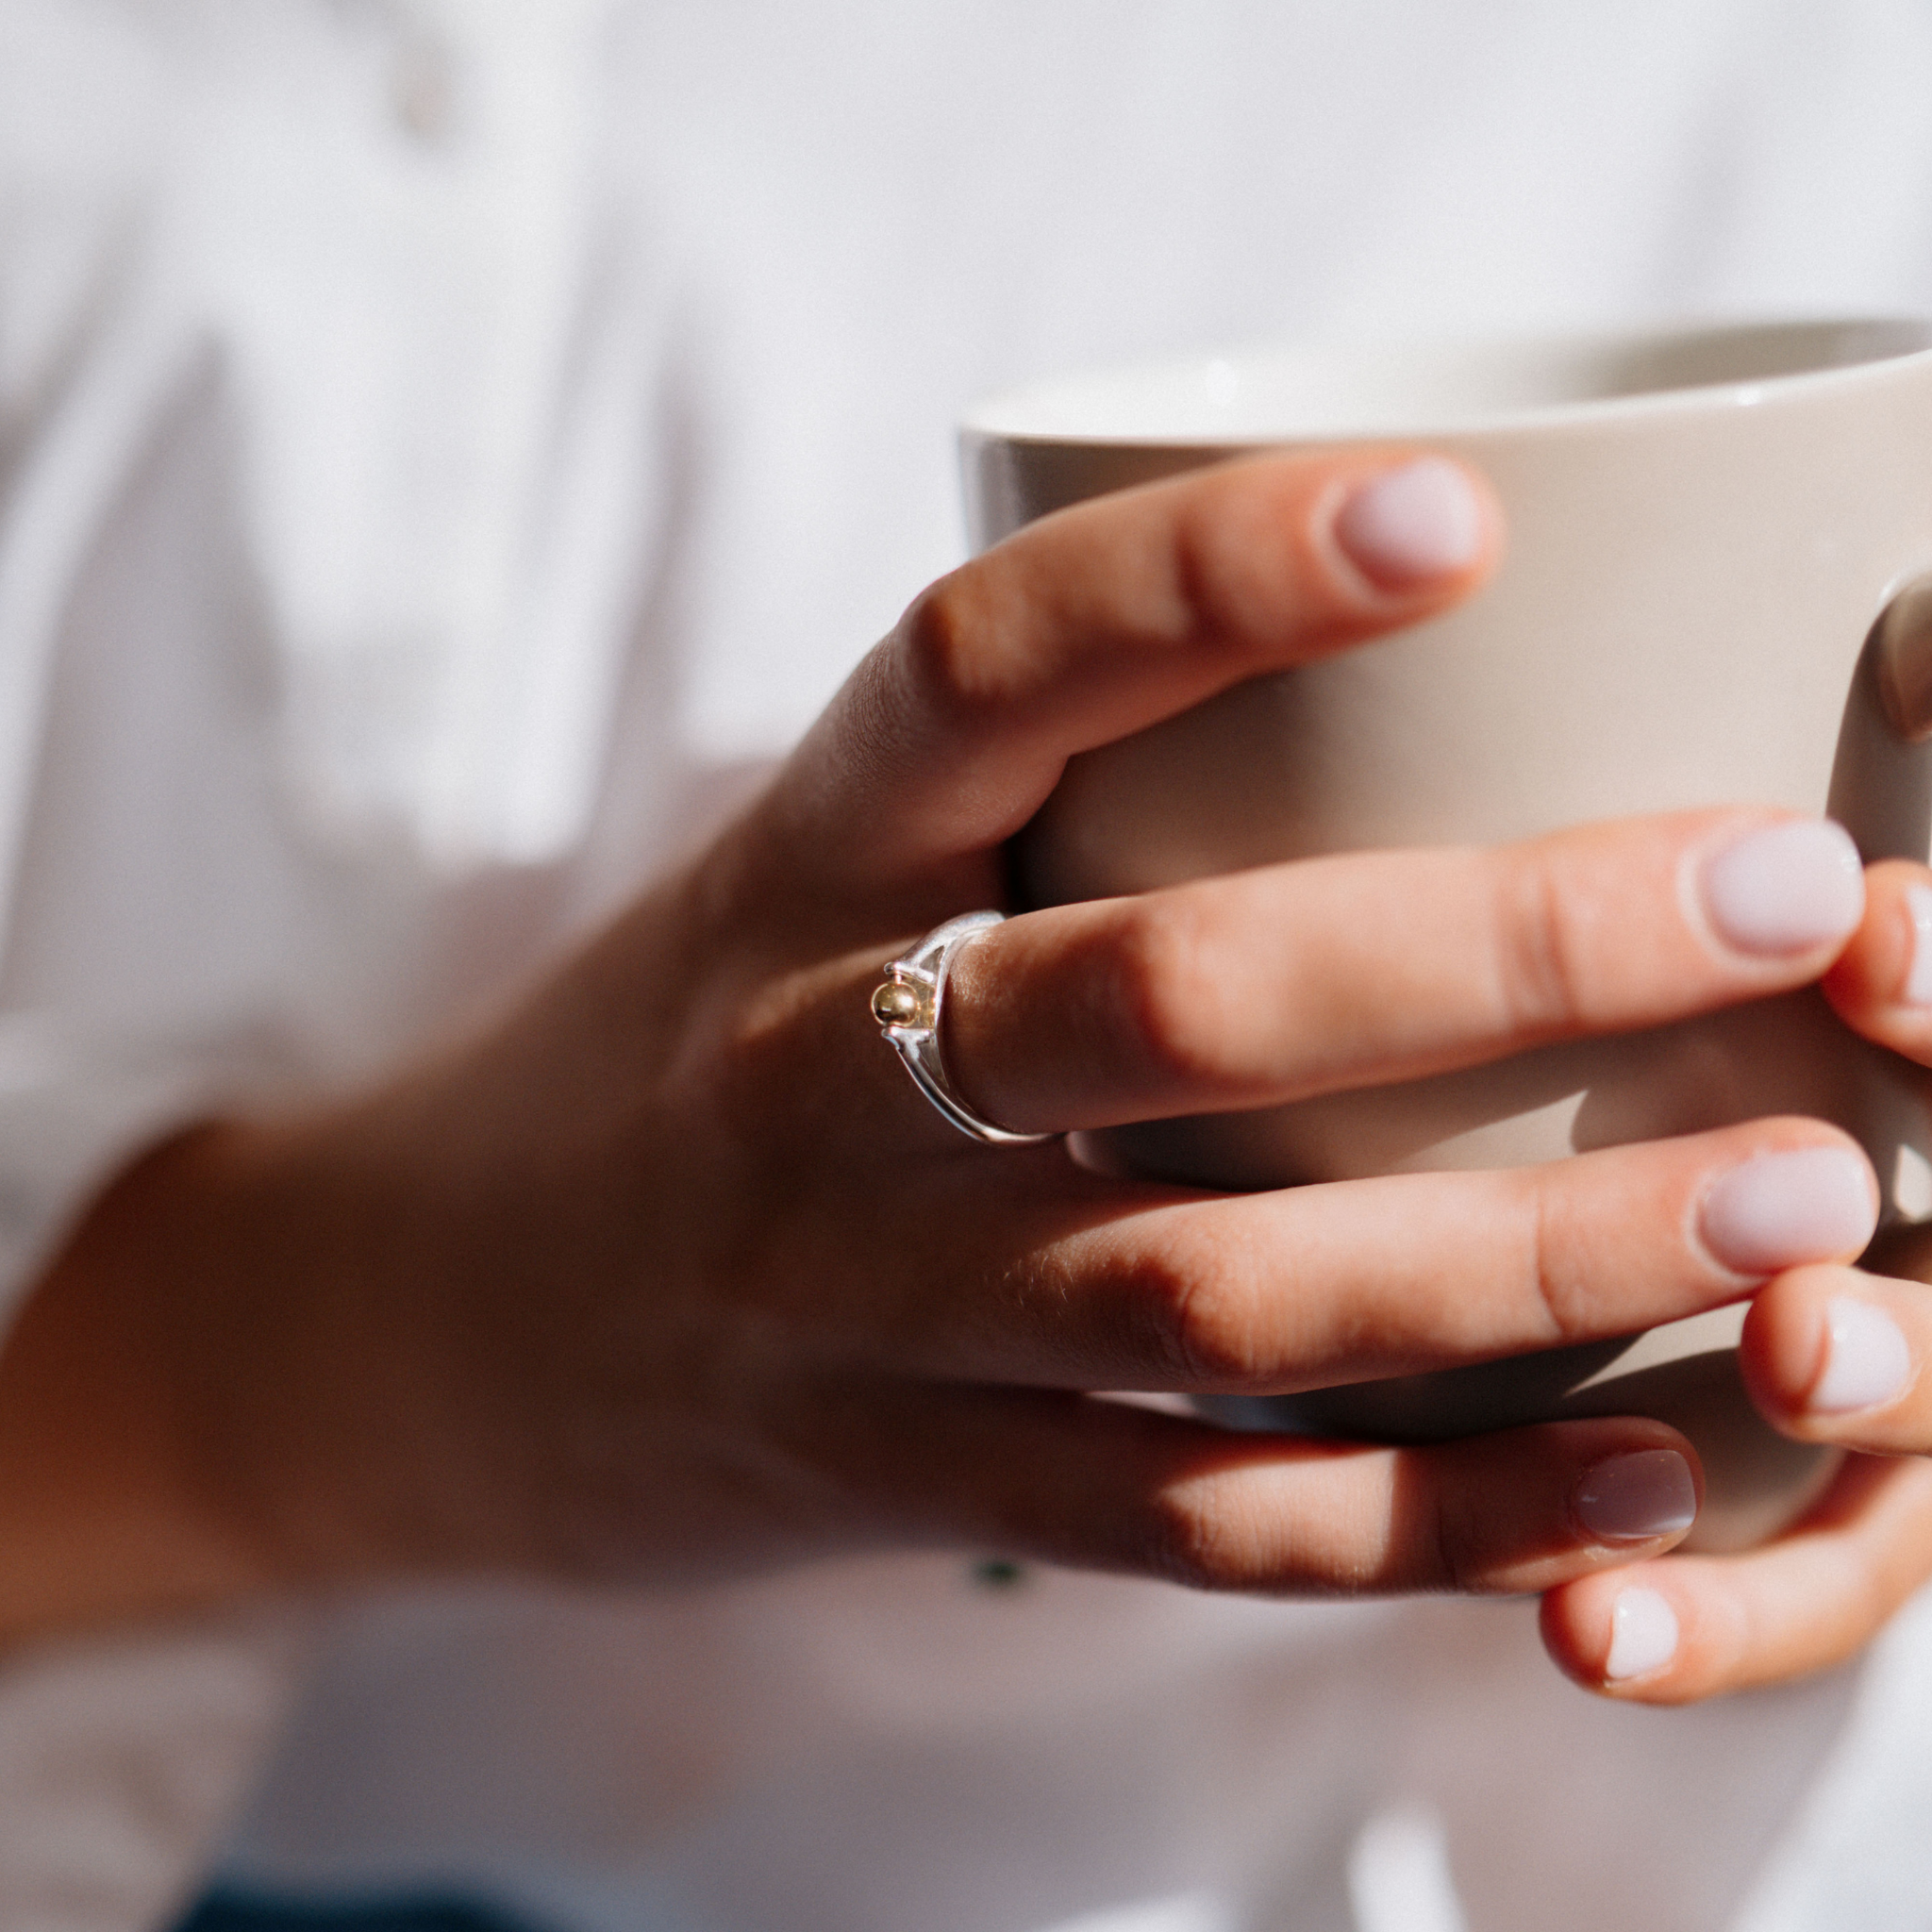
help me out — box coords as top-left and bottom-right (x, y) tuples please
(1823, 572), (1932, 1230)
(1828, 569), (1932, 862)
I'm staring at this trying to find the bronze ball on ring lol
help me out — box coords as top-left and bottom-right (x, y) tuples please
(871, 980), (926, 1027)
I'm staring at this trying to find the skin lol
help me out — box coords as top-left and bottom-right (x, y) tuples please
(1541, 858), (1932, 1702)
(0, 450), (1918, 1711)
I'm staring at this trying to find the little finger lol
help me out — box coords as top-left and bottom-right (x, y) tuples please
(807, 1382), (1701, 1597)
(1539, 1453), (1932, 1701)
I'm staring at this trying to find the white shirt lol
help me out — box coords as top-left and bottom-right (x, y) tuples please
(8, 3), (1932, 1927)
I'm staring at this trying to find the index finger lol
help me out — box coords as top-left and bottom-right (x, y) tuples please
(773, 452), (1499, 898)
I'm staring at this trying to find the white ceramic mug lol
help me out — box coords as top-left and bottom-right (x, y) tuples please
(961, 318), (1932, 1551)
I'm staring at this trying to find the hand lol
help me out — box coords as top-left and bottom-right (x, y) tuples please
(1540, 858), (1932, 1702)
(0, 453), (1882, 1635)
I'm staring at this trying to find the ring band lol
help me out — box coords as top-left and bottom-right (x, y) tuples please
(871, 911), (1055, 1145)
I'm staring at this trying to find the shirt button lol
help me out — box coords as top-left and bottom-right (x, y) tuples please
(392, 31), (457, 142)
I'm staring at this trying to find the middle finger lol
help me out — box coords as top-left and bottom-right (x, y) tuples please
(948, 808), (1863, 1135)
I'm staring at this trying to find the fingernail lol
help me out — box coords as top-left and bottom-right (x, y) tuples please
(1809, 1295), (1913, 1413)
(1699, 1146), (1877, 1276)
(1574, 1449), (1697, 1543)
(1905, 884), (1932, 1005)
(1700, 820), (1865, 956)
(1606, 1586), (1679, 1681)
(1332, 458), (1483, 590)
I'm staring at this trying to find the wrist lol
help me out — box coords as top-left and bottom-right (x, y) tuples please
(0, 1100), (486, 1639)
(0, 1124), (283, 1640)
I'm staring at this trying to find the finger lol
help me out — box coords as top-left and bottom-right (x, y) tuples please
(947, 809), (1864, 1134)
(1740, 1262), (1929, 1451)
(807, 1382), (1699, 1596)
(1539, 1453), (1932, 1702)
(774, 451), (1499, 897)
(866, 1122), (1876, 1391)
(1822, 857), (1932, 1059)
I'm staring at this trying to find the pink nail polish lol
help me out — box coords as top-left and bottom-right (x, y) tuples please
(1905, 884), (1932, 1006)
(1699, 1146), (1877, 1277)
(1331, 459), (1482, 590)
(1606, 1587), (1679, 1681)
(1699, 820), (1864, 957)
(1809, 1296), (1913, 1413)
(1574, 1449), (1697, 1543)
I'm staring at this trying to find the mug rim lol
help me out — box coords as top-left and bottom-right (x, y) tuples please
(961, 314), (1932, 446)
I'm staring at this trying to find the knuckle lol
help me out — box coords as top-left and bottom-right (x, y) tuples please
(1169, 474), (1311, 664)
(1139, 1484), (1266, 1592)
(1426, 1481), (1492, 1593)
(1519, 1175), (1590, 1342)
(1128, 1233), (1264, 1387)
(898, 573), (1013, 720)
(1108, 903), (1245, 1090)
(1489, 851), (1600, 1038)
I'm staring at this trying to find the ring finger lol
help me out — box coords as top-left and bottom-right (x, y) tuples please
(858, 1122), (1879, 1393)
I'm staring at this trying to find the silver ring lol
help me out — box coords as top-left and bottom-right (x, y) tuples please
(871, 911), (1055, 1145)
